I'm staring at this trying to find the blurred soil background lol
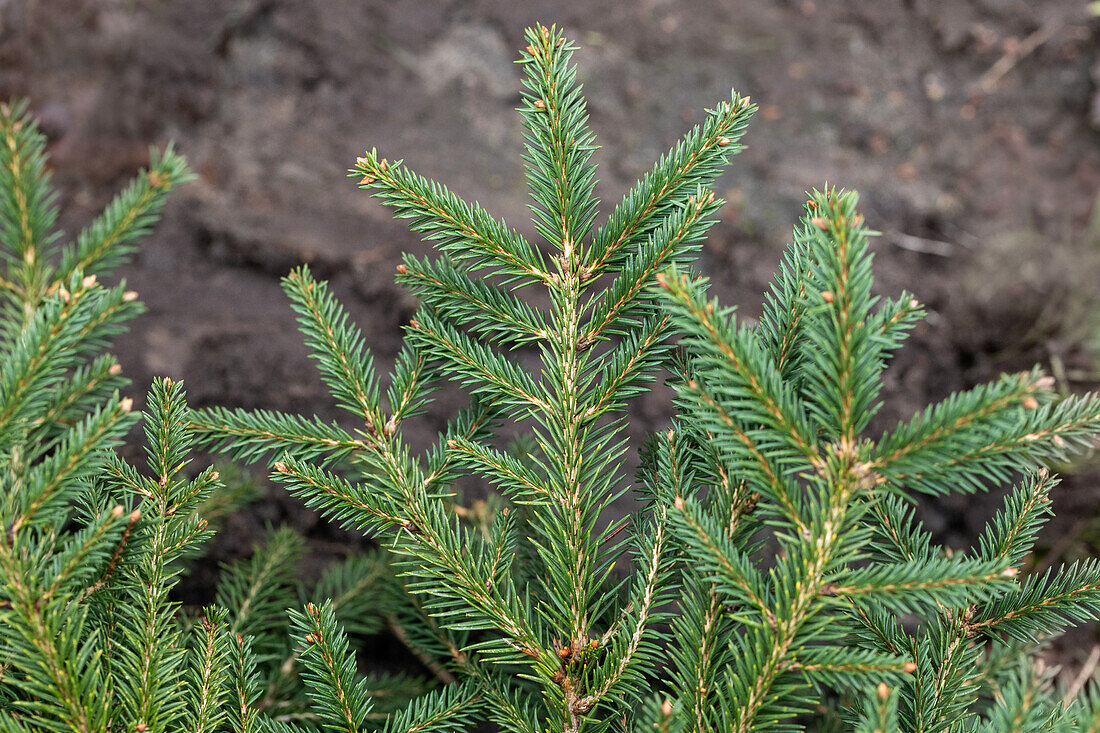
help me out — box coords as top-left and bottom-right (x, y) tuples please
(3, 0), (1100, 673)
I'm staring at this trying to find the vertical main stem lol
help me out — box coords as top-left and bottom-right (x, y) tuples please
(560, 246), (586, 636)
(552, 239), (593, 733)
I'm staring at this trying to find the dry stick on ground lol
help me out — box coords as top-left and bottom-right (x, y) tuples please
(970, 16), (1066, 97)
(1065, 644), (1100, 704)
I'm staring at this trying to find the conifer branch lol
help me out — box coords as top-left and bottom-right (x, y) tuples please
(824, 556), (1015, 615)
(855, 683), (898, 733)
(845, 602), (907, 658)
(0, 285), (115, 435)
(707, 472), (861, 731)
(79, 501), (142, 600)
(421, 398), (498, 491)
(291, 600), (374, 732)
(272, 455), (545, 660)
(517, 24), (600, 250)
(868, 290), (924, 353)
(184, 608), (232, 733)
(676, 581), (727, 731)
(0, 531), (110, 732)
(757, 237), (813, 380)
(272, 456), (405, 528)
(678, 377), (808, 532)
(218, 527), (304, 640)
(904, 616), (981, 731)
(284, 267), (383, 428)
(407, 310), (551, 414)
(583, 190), (718, 343)
(582, 314), (670, 421)
(866, 492), (926, 563)
(976, 470), (1056, 566)
(671, 496), (774, 625)
(657, 270), (822, 469)
(56, 144), (193, 282)
(796, 190), (876, 441)
(387, 342), (433, 428)
(398, 255), (550, 347)
(351, 150), (547, 284)
(12, 398), (135, 533)
(32, 354), (125, 430)
(189, 406), (372, 466)
(380, 679), (482, 733)
(969, 560), (1100, 641)
(446, 437), (551, 501)
(588, 94), (754, 273)
(586, 504), (674, 709)
(227, 632), (263, 733)
(870, 371), (1098, 495)
(0, 103), (203, 732)
(46, 503), (130, 599)
(0, 100), (58, 302)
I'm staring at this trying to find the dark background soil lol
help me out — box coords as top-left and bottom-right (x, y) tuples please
(3, 0), (1100, 674)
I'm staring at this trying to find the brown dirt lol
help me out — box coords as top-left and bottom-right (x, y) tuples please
(3, 0), (1100, 670)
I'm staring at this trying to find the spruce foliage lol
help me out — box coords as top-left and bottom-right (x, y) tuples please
(186, 24), (1100, 733)
(5, 24), (1100, 733)
(0, 100), (430, 733)
(0, 99), (225, 731)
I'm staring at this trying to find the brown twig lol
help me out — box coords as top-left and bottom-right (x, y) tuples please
(971, 19), (1065, 97)
(1064, 644), (1100, 704)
